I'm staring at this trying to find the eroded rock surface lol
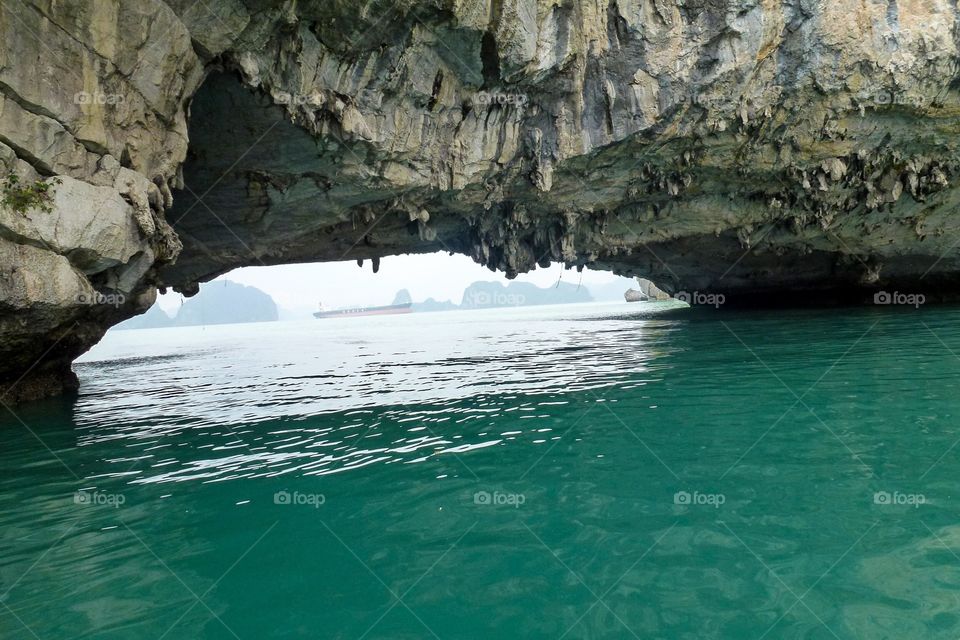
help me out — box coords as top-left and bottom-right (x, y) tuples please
(2, 0), (960, 400)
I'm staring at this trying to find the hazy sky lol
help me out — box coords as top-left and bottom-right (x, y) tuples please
(157, 253), (631, 316)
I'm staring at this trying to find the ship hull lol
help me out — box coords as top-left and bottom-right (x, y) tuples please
(314, 303), (413, 319)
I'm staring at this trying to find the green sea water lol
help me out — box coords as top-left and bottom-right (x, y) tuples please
(2, 301), (960, 639)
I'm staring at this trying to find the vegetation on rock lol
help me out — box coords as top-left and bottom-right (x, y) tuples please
(2, 172), (59, 215)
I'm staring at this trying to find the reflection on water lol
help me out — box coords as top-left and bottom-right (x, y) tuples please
(3, 301), (960, 639)
(71, 304), (677, 484)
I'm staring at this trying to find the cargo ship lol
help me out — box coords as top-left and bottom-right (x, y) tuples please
(313, 301), (413, 319)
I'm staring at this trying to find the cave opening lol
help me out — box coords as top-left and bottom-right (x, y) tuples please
(161, 71), (669, 308)
(146, 255), (648, 328)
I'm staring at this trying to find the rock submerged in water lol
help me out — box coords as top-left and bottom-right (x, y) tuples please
(2, 1), (960, 400)
(626, 278), (672, 302)
(624, 289), (648, 303)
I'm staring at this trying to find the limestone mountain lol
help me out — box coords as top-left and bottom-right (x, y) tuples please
(171, 281), (278, 327)
(460, 281), (592, 308)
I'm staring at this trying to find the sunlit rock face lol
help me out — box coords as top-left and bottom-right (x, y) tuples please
(2, 0), (960, 399)
(0, 1), (198, 401)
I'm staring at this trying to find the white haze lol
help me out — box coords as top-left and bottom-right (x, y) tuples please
(156, 253), (633, 318)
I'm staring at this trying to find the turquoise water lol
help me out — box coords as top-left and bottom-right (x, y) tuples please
(3, 301), (960, 639)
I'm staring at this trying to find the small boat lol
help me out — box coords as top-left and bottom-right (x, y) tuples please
(313, 302), (413, 319)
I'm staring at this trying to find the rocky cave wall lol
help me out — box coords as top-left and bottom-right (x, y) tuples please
(2, 0), (960, 401)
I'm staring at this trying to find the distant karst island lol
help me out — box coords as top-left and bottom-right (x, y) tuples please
(119, 276), (641, 329)
(116, 281), (278, 329)
(396, 276), (638, 313)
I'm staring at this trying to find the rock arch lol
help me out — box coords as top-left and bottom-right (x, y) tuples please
(3, 0), (960, 401)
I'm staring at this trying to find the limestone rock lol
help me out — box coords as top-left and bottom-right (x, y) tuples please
(0, 176), (144, 273)
(2, 0), (960, 400)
